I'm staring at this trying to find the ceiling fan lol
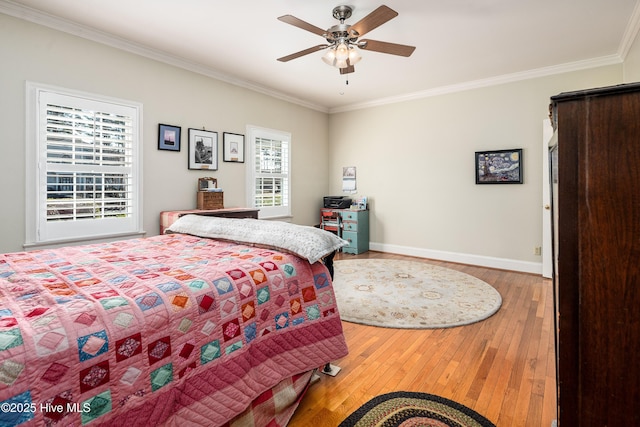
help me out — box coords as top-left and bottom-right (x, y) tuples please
(277, 5), (416, 75)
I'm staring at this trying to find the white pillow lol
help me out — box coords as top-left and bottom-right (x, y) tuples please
(166, 215), (348, 264)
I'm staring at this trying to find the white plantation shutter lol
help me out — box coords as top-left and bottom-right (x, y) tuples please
(27, 84), (142, 245)
(247, 126), (291, 218)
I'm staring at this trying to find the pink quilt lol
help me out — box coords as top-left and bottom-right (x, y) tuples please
(0, 234), (348, 426)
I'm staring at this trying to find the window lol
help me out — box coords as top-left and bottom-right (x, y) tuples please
(246, 126), (291, 218)
(26, 83), (142, 246)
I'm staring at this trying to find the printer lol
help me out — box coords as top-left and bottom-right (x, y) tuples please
(324, 196), (352, 209)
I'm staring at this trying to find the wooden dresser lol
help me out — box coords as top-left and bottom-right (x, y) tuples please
(550, 83), (640, 426)
(159, 208), (259, 234)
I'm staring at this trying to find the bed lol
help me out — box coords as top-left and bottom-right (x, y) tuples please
(0, 215), (349, 426)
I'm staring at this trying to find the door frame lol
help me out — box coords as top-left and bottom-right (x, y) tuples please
(542, 119), (553, 278)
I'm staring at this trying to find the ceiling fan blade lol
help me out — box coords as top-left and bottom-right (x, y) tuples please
(340, 65), (355, 75)
(278, 15), (326, 36)
(360, 39), (416, 57)
(350, 5), (398, 37)
(277, 45), (327, 62)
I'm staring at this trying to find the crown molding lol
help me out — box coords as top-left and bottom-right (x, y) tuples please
(1, 0), (632, 115)
(0, 0), (329, 113)
(618, 0), (640, 60)
(329, 54), (623, 113)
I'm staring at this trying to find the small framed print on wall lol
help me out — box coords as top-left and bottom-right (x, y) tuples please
(475, 148), (523, 184)
(188, 128), (218, 170)
(223, 132), (245, 163)
(158, 124), (181, 151)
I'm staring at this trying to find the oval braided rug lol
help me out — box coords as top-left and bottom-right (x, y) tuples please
(339, 391), (496, 427)
(332, 259), (502, 329)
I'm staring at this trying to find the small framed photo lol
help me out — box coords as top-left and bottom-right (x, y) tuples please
(475, 148), (523, 184)
(158, 124), (181, 151)
(188, 128), (218, 170)
(223, 132), (245, 163)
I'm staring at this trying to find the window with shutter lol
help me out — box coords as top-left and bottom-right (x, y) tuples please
(26, 83), (142, 246)
(246, 126), (291, 218)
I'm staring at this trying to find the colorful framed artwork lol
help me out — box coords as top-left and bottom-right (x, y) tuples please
(475, 148), (523, 184)
(158, 124), (181, 151)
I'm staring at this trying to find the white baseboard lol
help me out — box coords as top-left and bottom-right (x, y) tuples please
(369, 242), (542, 275)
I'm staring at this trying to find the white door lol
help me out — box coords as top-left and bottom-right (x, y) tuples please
(541, 119), (553, 278)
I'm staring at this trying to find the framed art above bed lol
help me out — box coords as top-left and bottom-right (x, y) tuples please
(223, 132), (244, 163)
(158, 123), (181, 151)
(188, 128), (218, 170)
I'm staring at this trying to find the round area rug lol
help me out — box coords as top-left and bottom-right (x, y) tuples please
(332, 259), (501, 329)
(339, 391), (496, 427)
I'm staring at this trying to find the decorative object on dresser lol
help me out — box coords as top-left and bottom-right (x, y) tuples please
(356, 196), (367, 210)
(197, 177), (223, 210)
(223, 132), (245, 162)
(320, 207), (369, 254)
(159, 208), (259, 234)
(550, 82), (640, 427)
(474, 148), (523, 184)
(158, 123), (181, 151)
(188, 128), (218, 170)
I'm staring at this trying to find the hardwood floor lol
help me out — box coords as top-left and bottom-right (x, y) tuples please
(289, 251), (557, 427)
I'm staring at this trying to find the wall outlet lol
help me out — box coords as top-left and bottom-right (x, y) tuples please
(534, 246), (542, 256)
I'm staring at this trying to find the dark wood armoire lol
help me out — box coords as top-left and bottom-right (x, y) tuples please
(550, 83), (640, 426)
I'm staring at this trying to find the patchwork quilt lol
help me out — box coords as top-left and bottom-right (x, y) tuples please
(0, 233), (348, 426)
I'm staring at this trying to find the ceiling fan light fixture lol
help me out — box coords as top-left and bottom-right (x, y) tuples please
(335, 58), (349, 68)
(322, 48), (337, 66)
(348, 47), (362, 65)
(323, 42), (356, 69)
(335, 42), (349, 60)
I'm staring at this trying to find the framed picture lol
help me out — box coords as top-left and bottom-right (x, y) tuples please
(223, 132), (244, 163)
(475, 148), (523, 184)
(188, 128), (218, 170)
(342, 166), (357, 192)
(158, 124), (181, 151)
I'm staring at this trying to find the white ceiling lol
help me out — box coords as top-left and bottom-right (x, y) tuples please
(3, 0), (640, 112)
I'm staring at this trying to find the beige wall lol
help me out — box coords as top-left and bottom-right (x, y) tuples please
(0, 11), (632, 273)
(328, 66), (622, 272)
(0, 14), (329, 253)
(624, 25), (640, 82)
